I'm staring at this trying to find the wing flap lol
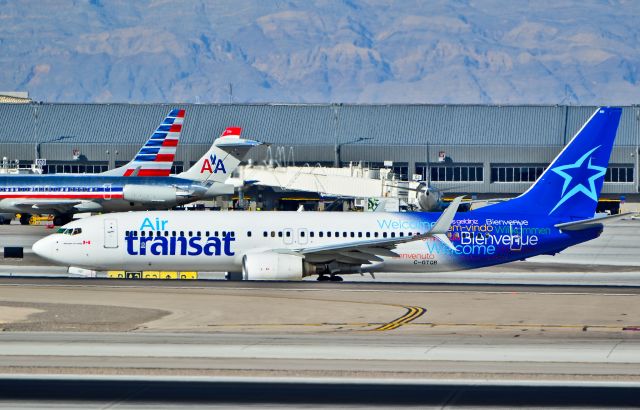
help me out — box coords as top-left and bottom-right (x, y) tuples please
(10, 199), (84, 213)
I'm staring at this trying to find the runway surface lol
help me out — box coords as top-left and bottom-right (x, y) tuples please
(1, 222), (639, 406)
(0, 278), (639, 381)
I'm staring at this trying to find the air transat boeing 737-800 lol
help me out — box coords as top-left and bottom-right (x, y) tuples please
(33, 107), (629, 281)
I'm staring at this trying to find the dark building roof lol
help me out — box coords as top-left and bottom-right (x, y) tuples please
(0, 103), (638, 147)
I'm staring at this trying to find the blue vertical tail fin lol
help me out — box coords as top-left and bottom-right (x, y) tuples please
(487, 107), (622, 220)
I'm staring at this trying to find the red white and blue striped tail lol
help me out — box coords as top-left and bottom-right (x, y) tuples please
(102, 109), (185, 177)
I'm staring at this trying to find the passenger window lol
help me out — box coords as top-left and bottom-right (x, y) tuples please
(205, 231), (210, 237)
(197, 231), (201, 237)
(286, 231), (291, 237)
(141, 231), (146, 237)
(358, 232), (362, 238)
(188, 231), (193, 237)
(319, 232), (324, 238)
(327, 232), (331, 238)
(391, 232), (396, 238)
(278, 231), (283, 238)
(383, 232), (387, 238)
(366, 232), (370, 238)
(343, 232), (347, 238)
(164, 231), (169, 237)
(179, 231), (184, 236)
(271, 231), (276, 237)
(172, 231), (176, 237)
(247, 231), (252, 237)
(375, 232), (379, 238)
(263, 231), (268, 237)
(301, 231), (305, 237)
(310, 232), (314, 238)
(215, 231), (219, 237)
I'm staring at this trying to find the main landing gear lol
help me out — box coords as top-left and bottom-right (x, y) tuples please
(19, 213), (31, 225)
(317, 275), (343, 282)
(53, 215), (73, 226)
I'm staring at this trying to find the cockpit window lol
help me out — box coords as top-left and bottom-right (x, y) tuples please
(58, 228), (82, 235)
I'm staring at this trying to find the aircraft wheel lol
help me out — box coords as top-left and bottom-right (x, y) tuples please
(19, 214), (31, 225)
(53, 216), (64, 226)
(329, 275), (343, 282)
(317, 275), (330, 282)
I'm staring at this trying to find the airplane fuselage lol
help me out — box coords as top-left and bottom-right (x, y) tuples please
(35, 210), (601, 274)
(0, 175), (206, 214)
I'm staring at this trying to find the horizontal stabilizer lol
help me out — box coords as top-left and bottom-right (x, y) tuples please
(555, 212), (634, 231)
(429, 196), (464, 234)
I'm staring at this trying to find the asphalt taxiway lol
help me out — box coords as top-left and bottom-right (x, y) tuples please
(0, 278), (639, 379)
(1, 221), (639, 406)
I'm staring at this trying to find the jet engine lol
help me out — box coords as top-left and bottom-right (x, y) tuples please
(241, 253), (317, 281)
(416, 186), (443, 212)
(123, 185), (177, 203)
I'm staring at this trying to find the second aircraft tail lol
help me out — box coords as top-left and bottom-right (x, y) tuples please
(177, 127), (261, 183)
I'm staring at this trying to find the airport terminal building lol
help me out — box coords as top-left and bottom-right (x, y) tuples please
(0, 103), (638, 200)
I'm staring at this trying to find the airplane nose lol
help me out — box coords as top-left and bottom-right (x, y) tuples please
(32, 237), (57, 262)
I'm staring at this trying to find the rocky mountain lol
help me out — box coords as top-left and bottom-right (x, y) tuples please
(1, 0), (638, 104)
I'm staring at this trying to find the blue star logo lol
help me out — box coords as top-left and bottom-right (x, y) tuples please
(548, 145), (606, 215)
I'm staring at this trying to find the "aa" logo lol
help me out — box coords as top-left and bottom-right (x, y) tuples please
(200, 154), (227, 174)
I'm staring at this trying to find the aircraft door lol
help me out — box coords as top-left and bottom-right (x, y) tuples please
(283, 228), (293, 245)
(104, 218), (118, 248)
(298, 228), (308, 245)
(102, 183), (112, 200)
(509, 222), (523, 251)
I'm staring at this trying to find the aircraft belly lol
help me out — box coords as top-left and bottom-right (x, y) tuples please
(112, 255), (238, 272)
(374, 241), (459, 273)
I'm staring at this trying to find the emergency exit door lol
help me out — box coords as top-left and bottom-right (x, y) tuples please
(104, 219), (118, 248)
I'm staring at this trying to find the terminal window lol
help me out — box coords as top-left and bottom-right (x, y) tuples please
(44, 162), (108, 174)
(416, 164), (483, 182)
(605, 166), (634, 183)
(491, 165), (545, 182)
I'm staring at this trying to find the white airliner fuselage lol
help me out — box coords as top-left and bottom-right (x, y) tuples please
(32, 107), (625, 281)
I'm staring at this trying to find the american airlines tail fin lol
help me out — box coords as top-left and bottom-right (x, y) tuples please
(487, 107), (622, 220)
(177, 127), (261, 183)
(102, 109), (185, 177)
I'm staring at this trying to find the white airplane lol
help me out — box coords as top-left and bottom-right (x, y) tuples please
(0, 126), (259, 224)
(32, 107), (626, 281)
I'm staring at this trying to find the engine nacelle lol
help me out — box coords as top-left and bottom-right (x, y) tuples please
(417, 188), (442, 211)
(242, 253), (316, 281)
(123, 184), (177, 203)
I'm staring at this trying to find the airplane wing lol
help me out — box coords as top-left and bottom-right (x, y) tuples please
(7, 199), (85, 213)
(278, 196), (463, 264)
(554, 212), (634, 231)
